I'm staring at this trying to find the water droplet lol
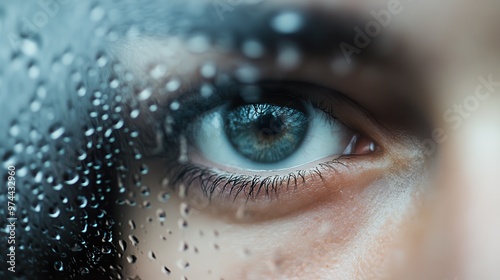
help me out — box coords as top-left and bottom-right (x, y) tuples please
(61, 50), (74, 65)
(112, 119), (124, 129)
(76, 196), (88, 208)
(129, 235), (139, 246)
(54, 260), (64, 271)
(187, 34), (210, 53)
(137, 88), (152, 101)
(147, 61), (166, 78)
(28, 62), (40, 79)
(162, 266), (171, 275)
(158, 191), (171, 203)
(9, 122), (20, 137)
(90, 6), (105, 22)
(79, 267), (90, 274)
(77, 84), (87, 97)
(126, 255), (137, 264)
(128, 220), (136, 230)
(119, 239), (127, 251)
(277, 44), (301, 69)
(53, 183), (63, 191)
(30, 99), (41, 112)
(166, 78), (181, 92)
(200, 62), (216, 78)
(130, 109), (140, 119)
(140, 186), (150, 196)
(235, 65), (260, 83)
(96, 53), (108, 67)
(49, 125), (65, 140)
(140, 164), (149, 175)
(271, 11), (303, 34)
(48, 207), (60, 218)
(180, 203), (190, 218)
(176, 259), (189, 269)
(200, 84), (214, 98)
(169, 101), (180, 111)
(36, 84), (47, 99)
(20, 38), (40, 56)
(242, 40), (265, 58)
(157, 209), (166, 222)
(178, 218), (188, 229)
(109, 78), (120, 88)
(179, 241), (189, 252)
(63, 170), (79, 185)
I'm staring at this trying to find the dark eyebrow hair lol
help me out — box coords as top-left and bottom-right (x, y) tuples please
(188, 6), (377, 57)
(116, 2), (377, 58)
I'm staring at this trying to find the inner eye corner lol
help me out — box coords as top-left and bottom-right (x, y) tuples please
(343, 133), (380, 156)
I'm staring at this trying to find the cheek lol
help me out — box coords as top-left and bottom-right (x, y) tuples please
(118, 161), (420, 280)
(225, 176), (417, 279)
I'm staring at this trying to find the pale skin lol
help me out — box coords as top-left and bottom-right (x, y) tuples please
(115, 1), (500, 279)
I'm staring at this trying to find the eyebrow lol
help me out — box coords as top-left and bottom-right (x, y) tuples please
(192, 7), (369, 55)
(127, 3), (380, 59)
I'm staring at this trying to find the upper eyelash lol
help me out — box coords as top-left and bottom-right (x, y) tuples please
(164, 156), (347, 202)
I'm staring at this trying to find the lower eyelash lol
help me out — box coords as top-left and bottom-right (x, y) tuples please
(165, 157), (347, 202)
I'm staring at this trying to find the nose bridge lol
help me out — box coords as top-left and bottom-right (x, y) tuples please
(437, 87), (500, 279)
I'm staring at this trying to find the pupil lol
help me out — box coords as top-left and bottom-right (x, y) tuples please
(225, 102), (309, 163)
(254, 114), (284, 139)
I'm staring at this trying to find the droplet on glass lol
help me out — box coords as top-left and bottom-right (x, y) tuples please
(48, 207), (60, 218)
(242, 40), (265, 58)
(157, 209), (166, 222)
(129, 234), (139, 246)
(169, 101), (180, 111)
(119, 239), (127, 251)
(162, 266), (171, 275)
(130, 109), (140, 119)
(158, 191), (171, 203)
(63, 170), (79, 185)
(200, 62), (217, 78)
(54, 261), (64, 271)
(90, 6), (106, 22)
(200, 84), (214, 98)
(186, 34), (210, 53)
(166, 78), (181, 92)
(137, 88), (152, 101)
(270, 11), (304, 34)
(277, 44), (301, 69)
(49, 125), (65, 140)
(126, 255), (137, 264)
(235, 65), (260, 83)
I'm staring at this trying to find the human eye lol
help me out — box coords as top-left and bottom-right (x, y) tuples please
(148, 77), (380, 217)
(190, 83), (361, 171)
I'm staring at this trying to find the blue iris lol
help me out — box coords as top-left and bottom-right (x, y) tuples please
(224, 103), (309, 163)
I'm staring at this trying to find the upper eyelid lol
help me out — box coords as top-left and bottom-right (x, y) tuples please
(159, 80), (346, 129)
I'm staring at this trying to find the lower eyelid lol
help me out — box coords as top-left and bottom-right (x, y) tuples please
(162, 153), (386, 222)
